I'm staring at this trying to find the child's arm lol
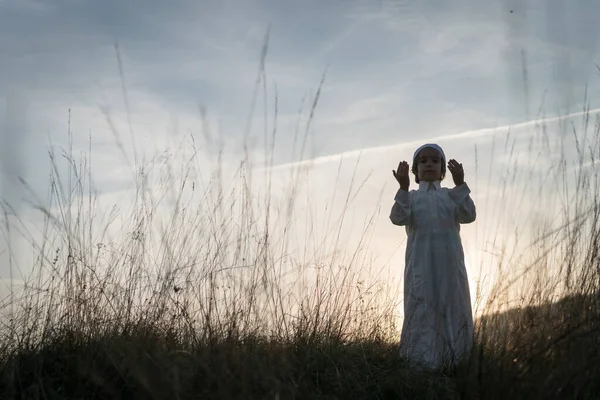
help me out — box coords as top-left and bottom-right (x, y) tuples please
(390, 161), (411, 226)
(447, 159), (476, 223)
(390, 188), (411, 226)
(448, 183), (476, 223)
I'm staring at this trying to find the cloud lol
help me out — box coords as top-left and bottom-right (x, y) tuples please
(267, 106), (600, 172)
(2, 0), (600, 309)
(2, 0), (598, 171)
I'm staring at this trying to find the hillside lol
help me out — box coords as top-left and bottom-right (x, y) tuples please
(0, 291), (597, 399)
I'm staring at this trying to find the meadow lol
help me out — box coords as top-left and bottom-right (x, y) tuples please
(0, 85), (599, 399)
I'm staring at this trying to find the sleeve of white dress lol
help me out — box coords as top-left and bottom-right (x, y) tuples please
(390, 189), (411, 226)
(448, 183), (476, 224)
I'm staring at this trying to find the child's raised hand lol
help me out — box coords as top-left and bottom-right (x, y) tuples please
(393, 161), (410, 191)
(448, 159), (465, 186)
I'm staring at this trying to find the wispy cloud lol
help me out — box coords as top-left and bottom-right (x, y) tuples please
(2, 0), (600, 292)
(269, 106), (600, 172)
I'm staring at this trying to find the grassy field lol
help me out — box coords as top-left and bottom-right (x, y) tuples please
(1, 93), (600, 399)
(0, 293), (597, 399)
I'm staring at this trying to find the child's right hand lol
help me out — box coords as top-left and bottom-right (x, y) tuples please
(393, 161), (410, 191)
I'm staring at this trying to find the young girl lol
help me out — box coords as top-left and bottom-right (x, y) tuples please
(390, 143), (476, 370)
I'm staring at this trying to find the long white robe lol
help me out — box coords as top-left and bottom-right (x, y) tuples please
(390, 180), (476, 369)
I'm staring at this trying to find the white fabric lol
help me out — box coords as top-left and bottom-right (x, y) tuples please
(420, 181), (441, 191)
(390, 181), (476, 369)
(412, 143), (446, 164)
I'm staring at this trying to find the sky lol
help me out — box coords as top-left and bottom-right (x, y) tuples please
(1, 0), (600, 318)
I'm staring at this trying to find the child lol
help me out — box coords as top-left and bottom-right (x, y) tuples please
(390, 143), (476, 370)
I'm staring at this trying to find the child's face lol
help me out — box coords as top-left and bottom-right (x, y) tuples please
(416, 147), (443, 182)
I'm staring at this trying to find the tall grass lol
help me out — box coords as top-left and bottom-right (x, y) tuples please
(1, 84), (600, 398)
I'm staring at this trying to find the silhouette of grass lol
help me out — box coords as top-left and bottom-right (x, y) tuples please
(1, 55), (600, 399)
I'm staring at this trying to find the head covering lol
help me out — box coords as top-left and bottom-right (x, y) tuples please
(412, 143), (446, 164)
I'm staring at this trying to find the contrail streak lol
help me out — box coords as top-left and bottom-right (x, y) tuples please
(267, 107), (600, 172)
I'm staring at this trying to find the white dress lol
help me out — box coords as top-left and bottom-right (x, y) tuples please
(390, 180), (476, 369)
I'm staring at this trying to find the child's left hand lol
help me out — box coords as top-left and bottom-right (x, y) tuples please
(448, 159), (465, 186)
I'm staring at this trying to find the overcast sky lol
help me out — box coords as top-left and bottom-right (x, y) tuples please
(1, 0), (600, 311)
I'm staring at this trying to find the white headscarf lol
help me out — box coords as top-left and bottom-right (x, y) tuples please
(412, 143), (446, 165)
